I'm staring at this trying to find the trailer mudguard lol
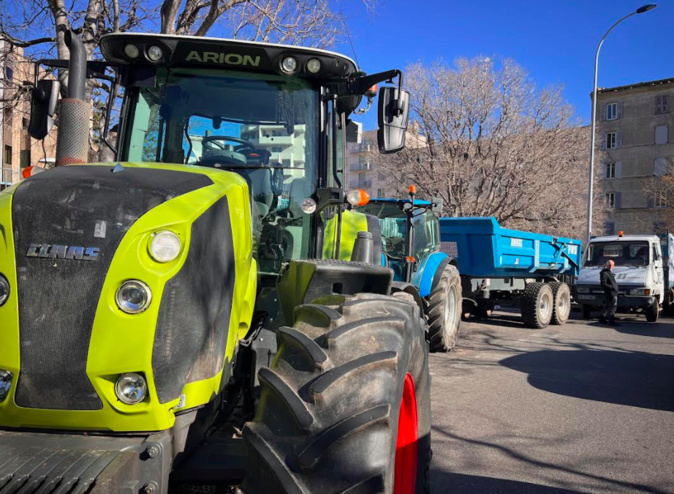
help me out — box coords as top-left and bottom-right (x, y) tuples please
(412, 251), (450, 298)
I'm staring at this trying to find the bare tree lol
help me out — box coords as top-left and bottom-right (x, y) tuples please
(642, 170), (674, 233)
(374, 57), (604, 240)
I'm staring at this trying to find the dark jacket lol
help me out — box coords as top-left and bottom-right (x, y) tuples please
(600, 268), (619, 295)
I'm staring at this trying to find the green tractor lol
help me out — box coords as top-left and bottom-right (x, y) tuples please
(0, 32), (431, 494)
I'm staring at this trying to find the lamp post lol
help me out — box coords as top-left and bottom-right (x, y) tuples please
(586, 3), (657, 244)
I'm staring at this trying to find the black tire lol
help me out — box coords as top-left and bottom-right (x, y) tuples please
(581, 304), (592, 320)
(549, 282), (571, 325)
(426, 264), (462, 352)
(520, 282), (554, 329)
(239, 293), (431, 494)
(645, 302), (659, 323)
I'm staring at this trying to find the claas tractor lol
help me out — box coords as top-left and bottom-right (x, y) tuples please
(0, 32), (431, 494)
(356, 188), (462, 352)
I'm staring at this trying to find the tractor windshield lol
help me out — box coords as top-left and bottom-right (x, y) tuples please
(122, 68), (319, 273)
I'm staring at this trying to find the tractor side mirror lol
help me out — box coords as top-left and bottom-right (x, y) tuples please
(377, 86), (410, 154)
(28, 80), (59, 140)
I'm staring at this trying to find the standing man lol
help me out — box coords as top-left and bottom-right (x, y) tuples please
(600, 260), (619, 325)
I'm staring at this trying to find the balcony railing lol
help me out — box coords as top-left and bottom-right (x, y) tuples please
(349, 180), (371, 188)
(0, 168), (19, 186)
(349, 163), (370, 171)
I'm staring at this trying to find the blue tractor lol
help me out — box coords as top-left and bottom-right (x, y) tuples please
(357, 189), (462, 351)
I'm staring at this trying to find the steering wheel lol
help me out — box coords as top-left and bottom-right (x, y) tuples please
(202, 136), (256, 153)
(383, 236), (405, 259)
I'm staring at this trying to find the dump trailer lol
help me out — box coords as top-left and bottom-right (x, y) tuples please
(356, 190), (462, 352)
(0, 32), (432, 494)
(439, 217), (582, 328)
(575, 232), (674, 322)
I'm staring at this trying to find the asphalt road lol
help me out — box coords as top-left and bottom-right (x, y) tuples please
(429, 309), (674, 494)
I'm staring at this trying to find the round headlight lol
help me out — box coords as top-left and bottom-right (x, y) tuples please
(147, 45), (163, 62)
(306, 58), (321, 74)
(281, 56), (298, 73)
(116, 280), (152, 314)
(0, 370), (13, 401)
(149, 231), (181, 263)
(0, 274), (9, 307)
(124, 44), (140, 59)
(115, 373), (147, 405)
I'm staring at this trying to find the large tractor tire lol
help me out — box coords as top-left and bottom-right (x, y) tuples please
(426, 264), (462, 352)
(520, 282), (554, 329)
(549, 281), (571, 325)
(239, 293), (431, 494)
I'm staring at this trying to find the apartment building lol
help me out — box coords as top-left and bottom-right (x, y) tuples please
(596, 77), (673, 234)
(0, 42), (57, 188)
(344, 123), (426, 198)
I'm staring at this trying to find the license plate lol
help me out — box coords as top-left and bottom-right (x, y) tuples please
(577, 295), (594, 300)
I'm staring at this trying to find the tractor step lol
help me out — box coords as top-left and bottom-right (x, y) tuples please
(0, 430), (171, 494)
(171, 436), (246, 486)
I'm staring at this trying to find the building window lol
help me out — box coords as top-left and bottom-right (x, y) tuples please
(654, 157), (671, 176)
(656, 95), (669, 114)
(654, 191), (667, 208)
(606, 162), (616, 178)
(4, 67), (13, 81)
(606, 103), (618, 121)
(271, 146), (283, 153)
(20, 150), (30, 168)
(655, 125), (668, 145)
(3, 146), (11, 165)
(605, 221), (615, 236)
(606, 192), (615, 208)
(377, 188), (385, 197)
(605, 132), (618, 149)
(358, 155), (369, 169)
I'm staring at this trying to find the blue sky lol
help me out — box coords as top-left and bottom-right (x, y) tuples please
(335, 0), (671, 130)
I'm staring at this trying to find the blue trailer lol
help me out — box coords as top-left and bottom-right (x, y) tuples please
(357, 194), (462, 352)
(439, 217), (582, 328)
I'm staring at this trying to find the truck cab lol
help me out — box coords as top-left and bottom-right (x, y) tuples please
(576, 233), (669, 322)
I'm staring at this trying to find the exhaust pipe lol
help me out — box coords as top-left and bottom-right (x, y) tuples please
(55, 31), (91, 166)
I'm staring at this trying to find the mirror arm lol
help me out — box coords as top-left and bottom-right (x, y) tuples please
(102, 75), (119, 155)
(327, 69), (404, 98)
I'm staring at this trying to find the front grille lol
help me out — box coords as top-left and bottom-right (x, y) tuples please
(12, 165), (212, 410)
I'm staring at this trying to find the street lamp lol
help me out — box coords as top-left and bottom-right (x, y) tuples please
(586, 3), (657, 244)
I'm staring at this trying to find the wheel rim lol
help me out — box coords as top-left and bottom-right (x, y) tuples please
(444, 285), (459, 336)
(394, 373), (418, 494)
(540, 291), (552, 322)
(558, 290), (570, 319)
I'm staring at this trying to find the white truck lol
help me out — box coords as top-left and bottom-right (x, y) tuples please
(575, 232), (674, 322)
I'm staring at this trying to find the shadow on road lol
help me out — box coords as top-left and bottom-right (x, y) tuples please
(500, 349), (674, 412)
(431, 471), (589, 494)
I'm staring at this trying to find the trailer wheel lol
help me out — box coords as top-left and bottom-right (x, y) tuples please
(549, 282), (571, 325)
(520, 282), (554, 329)
(239, 293), (431, 494)
(581, 304), (592, 320)
(645, 302), (659, 323)
(426, 264), (462, 352)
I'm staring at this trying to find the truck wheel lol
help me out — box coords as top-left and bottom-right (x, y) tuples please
(581, 304), (592, 320)
(240, 293), (431, 494)
(645, 302), (659, 323)
(549, 282), (571, 325)
(520, 282), (554, 329)
(426, 264), (462, 352)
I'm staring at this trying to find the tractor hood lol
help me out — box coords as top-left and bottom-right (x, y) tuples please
(0, 163), (256, 432)
(578, 265), (652, 287)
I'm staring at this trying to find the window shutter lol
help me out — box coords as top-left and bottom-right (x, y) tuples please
(616, 131), (622, 148)
(601, 134), (607, 149)
(615, 162), (623, 178)
(647, 195), (654, 208)
(617, 102), (624, 119)
(599, 104), (607, 122)
(615, 192), (622, 209)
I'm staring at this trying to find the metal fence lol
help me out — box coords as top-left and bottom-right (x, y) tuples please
(1, 168), (19, 186)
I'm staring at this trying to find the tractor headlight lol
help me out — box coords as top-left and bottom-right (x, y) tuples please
(0, 274), (9, 306)
(116, 280), (152, 314)
(124, 44), (140, 59)
(149, 231), (182, 263)
(281, 56), (298, 73)
(147, 45), (163, 62)
(115, 373), (147, 405)
(629, 288), (651, 296)
(306, 58), (321, 74)
(0, 370), (13, 401)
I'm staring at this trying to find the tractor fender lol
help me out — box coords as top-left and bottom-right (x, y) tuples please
(413, 251), (456, 298)
(390, 281), (424, 313)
